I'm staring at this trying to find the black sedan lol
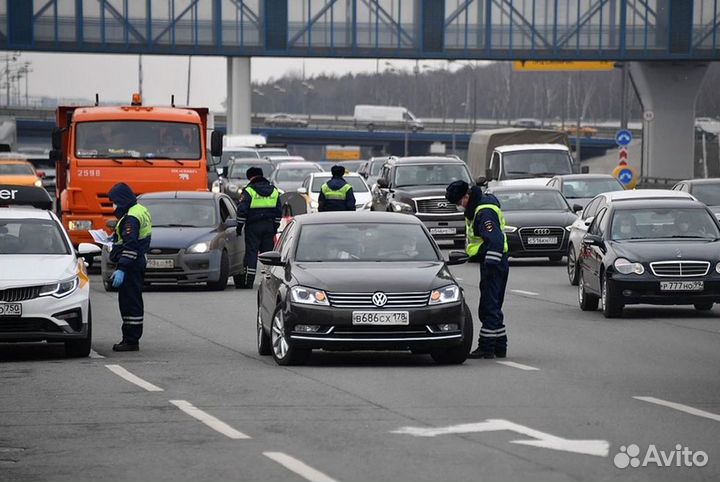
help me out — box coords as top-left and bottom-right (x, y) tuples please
(101, 192), (244, 291)
(578, 198), (720, 318)
(488, 186), (578, 262)
(256, 212), (472, 366)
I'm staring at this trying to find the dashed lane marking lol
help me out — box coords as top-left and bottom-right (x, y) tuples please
(510, 289), (539, 296)
(169, 400), (251, 439)
(105, 364), (164, 392)
(264, 452), (339, 482)
(634, 396), (720, 422)
(496, 361), (540, 371)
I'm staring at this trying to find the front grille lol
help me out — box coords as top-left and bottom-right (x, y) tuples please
(415, 198), (459, 215)
(650, 261), (710, 277)
(518, 227), (566, 250)
(326, 291), (430, 309)
(0, 318), (62, 333)
(0, 286), (41, 302)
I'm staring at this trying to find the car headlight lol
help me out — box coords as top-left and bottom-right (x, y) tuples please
(715, 262), (720, 274)
(614, 257), (644, 275)
(391, 201), (414, 213)
(228, 184), (239, 192)
(187, 242), (210, 253)
(39, 276), (79, 298)
(503, 225), (517, 233)
(290, 286), (329, 306)
(429, 285), (461, 305)
(68, 220), (92, 231)
(34, 179), (43, 187)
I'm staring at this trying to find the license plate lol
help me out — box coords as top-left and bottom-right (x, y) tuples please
(527, 236), (558, 245)
(0, 303), (21, 317)
(352, 311), (409, 325)
(660, 281), (704, 291)
(147, 258), (174, 269)
(430, 228), (456, 235)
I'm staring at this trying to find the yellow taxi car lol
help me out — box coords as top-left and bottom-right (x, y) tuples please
(0, 155), (43, 188)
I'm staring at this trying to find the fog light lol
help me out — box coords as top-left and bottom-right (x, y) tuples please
(294, 325), (320, 333)
(436, 323), (459, 332)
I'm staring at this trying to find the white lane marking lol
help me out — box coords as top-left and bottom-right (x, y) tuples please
(391, 419), (609, 457)
(105, 364), (164, 392)
(511, 289), (539, 296)
(169, 400), (251, 439)
(496, 361), (540, 371)
(634, 396), (720, 422)
(89, 349), (105, 359)
(264, 452), (339, 482)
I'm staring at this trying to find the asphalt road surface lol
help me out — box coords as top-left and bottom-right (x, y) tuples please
(2, 256), (719, 482)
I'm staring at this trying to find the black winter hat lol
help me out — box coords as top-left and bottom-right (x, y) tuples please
(445, 180), (470, 204)
(331, 165), (345, 177)
(246, 167), (264, 180)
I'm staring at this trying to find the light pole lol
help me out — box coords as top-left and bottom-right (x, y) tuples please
(0, 52), (19, 106)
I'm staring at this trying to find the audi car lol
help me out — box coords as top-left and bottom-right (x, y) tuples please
(487, 185), (578, 261)
(577, 198), (720, 318)
(256, 212), (472, 366)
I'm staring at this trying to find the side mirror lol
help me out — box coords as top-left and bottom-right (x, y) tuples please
(581, 166), (590, 174)
(296, 187), (308, 194)
(583, 216), (594, 227)
(485, 168), (495, 181)
(51, 127), (63, 150)
(446, 250), (469, 265)
(224, 218), (238, 229)
(106, 219), (117, 230)
(572, 204), (584, 213)
(210, 131), (224, 157)
(258, 250), (285, 266)
(376, 178), (389, 189)
(77, 242), (101, 258)
(582, 234), (604, 248)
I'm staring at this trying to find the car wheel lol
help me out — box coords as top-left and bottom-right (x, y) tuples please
(567, 247), (579, 286)
(430, 302), (473, 365)
(601, 273), (623, 318)
(453, 239), (466, 249)
(207, 251), (229, 291)
(578, 270), (599, 311)
(65, 303), (92, 358)
(549, 255), (563, 262)
(694, 302), (714, 311)
(270, 305), (310, 366)
(257, 305), (271, 356)
(103, 278), (117, 292)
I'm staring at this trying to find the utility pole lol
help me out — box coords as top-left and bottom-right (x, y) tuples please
(620, 63), (629, 130)
(138, 55), (143, 98)
(186, 56), (192, 105)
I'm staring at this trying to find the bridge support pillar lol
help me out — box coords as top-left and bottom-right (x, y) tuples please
(629, 62), (708, 179)
(226, 57), (252, 135)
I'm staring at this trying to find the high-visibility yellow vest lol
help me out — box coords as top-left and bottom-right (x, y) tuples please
(116, 204), (152, 244)
(466, 203), (509, 257)
(246, 186), (279, 209)
(321, 182), (352, 200)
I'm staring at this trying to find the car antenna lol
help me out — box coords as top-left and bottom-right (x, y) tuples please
(171, 94), (175, 108)
(94, 93), (99, 106)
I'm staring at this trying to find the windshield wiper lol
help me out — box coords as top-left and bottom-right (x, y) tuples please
(154, 223), (196, 228)
(145, 156), (185, 165)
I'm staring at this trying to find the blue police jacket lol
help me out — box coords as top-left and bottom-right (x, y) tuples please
(318, 177), (356, 212)
(464, 186), (505, 266)
(236, 177), (282, 231)
(108, 183), (151, 271)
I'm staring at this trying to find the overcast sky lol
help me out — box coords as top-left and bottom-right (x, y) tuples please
(15, 52), (448, 112)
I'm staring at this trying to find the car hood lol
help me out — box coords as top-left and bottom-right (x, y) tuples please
(291, 261), (456, 292)
(610, 238), (720, 262)
(150, 227), (218, 249)
(503, 210), (578, 227)
(0, 255), (76, 287)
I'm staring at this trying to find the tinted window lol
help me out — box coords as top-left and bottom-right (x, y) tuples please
(610, 207), (720, 240)
(690, 184), (720, 206)
(310, 177), (369, 193)
(0, 219), (70, 255)
(393, 164), (472, 187)
(503, 150), (572, 178)
(562, 179), (623, 198)
(295, 223), (439, 262)
(142, 199), (217, 228)
(589, 208), (606, 235)
(0, 163), (34, 175)
(494, 190), (571, 211)
(582, 197), (601, 219)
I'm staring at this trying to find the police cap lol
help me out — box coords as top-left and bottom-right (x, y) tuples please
(445, 180), (469, 204)
(246, 167), (264, 180)
(331, 165), (345, 177)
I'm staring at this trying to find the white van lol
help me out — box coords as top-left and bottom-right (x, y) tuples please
(353, 105), (423, 132)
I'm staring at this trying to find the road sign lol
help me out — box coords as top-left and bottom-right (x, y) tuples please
(612, 160), (638, 189)
(619, 148), (628, 161)
(615, 129), (632, 147)
(513, 61), (615, 71)
(644, 110), (655, 121)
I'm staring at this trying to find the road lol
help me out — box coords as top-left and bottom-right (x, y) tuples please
(1, 256), (719, 482)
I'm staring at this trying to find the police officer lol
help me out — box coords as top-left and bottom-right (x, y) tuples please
(318, 165), (356, 212)
(445, 179), (509, 359)
(236, 167), (282, 289)
(108, 182), (152, 352)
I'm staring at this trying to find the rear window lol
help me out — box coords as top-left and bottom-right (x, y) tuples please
(562, 178), (624, 199)
(0, 163), (34, 175)
(310, 177), (368, 193)
(494, 190), (571, 211)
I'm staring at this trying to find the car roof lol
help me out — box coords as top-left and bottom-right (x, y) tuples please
(294, 211), (424, 225)
(679, 178), (720, 185)
(229, 158), (273, 164)
(387, 156), (465, 165)
(138, 191), (220, 200)
(309, 172), (362, 178)
(552, 174), (619, 181)
(611, 199), (708, 210)
(274, 161), (319, 168)
(489, 185), (561, 193)
(495, 143), (569, 153)
(0, 207), (53, 219)
(600, 189), (695, 201)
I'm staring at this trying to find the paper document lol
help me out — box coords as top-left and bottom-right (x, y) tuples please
(89, 229), (113, 247)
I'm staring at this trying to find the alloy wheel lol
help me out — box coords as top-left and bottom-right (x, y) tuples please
(271, 310), (289, 360)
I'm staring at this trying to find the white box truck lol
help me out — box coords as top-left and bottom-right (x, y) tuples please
(353, 105), (423, 132)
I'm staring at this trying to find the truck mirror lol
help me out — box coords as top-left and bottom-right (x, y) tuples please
(210, 131), (224, 157)
(51, 128), (63, 150)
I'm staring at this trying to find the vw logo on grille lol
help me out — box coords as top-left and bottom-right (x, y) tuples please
(533, 228), (551, 235)
(437, 201), (448, 208)
(372, 292), (388, 307)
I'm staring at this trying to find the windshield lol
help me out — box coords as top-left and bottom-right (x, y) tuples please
(258, 149), (290, 157)
(142, 200), (217, 228)
(295, 223), (439, 262)
(690, 184), (720, 206)
(310, 177), (368, 193)
(221, 149), (260, 165)
(228, 162), (274, 179)
(503, 150), (573, 178)
(0, 218), (70, 255)
(611, 207), (720, 241)
(394, 164), (472, 187)
(562, 178), (623, 198)
(75, 121), (201, 160)
(495, 190), (571, 211)
(274, 166), (321, 182)
(0, 163), (34, 175)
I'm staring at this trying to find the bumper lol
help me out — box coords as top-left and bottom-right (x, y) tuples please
(506, 231), (570, 257)
(102, 247), (223, 285)
(284, 302), (466, 351)
(415, 214), (466, 241)
(608, 274), (720, 306)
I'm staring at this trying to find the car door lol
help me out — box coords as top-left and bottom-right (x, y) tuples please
(260, 221), (296, 323)
(583, 207), (607, 294)
(219, 197), (242, 272)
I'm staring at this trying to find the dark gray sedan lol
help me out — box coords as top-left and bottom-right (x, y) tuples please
(101, 192), (244, 291)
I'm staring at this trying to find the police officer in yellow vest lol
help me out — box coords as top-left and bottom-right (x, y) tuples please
(108, 182), (152, 352)
(235, 167), (282, 289)
(318, 165), (356, 212)
(446, 179), (510, 359)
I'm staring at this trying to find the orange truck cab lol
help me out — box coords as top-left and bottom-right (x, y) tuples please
(51, 94), (223, 246)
